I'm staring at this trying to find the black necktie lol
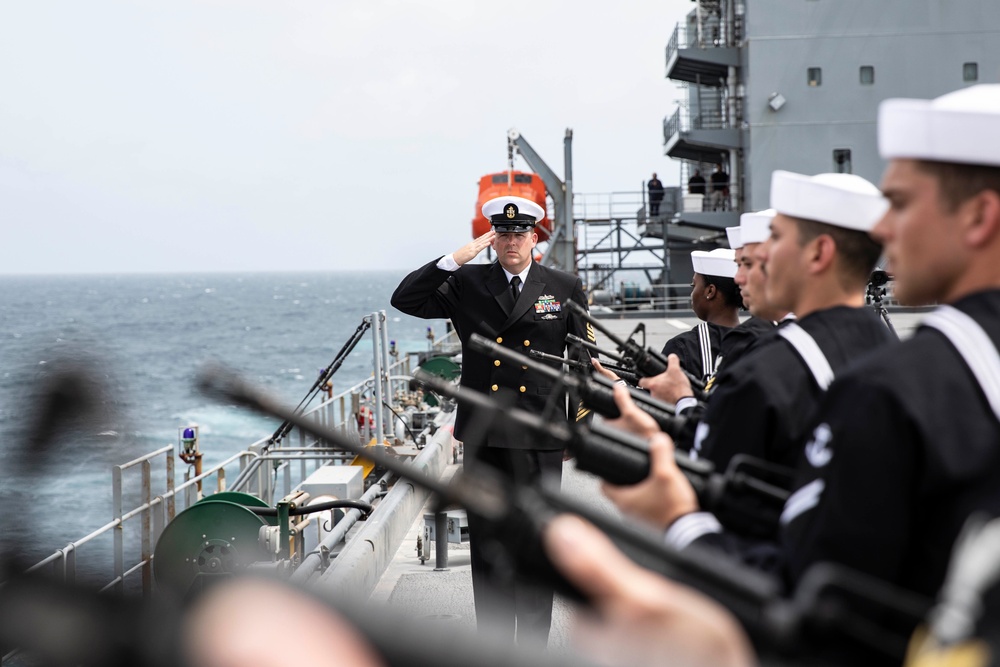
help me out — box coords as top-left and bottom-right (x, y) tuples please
(510, 275), (522, 302)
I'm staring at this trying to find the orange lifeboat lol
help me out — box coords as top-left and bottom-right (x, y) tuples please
(472, 171), (552, 243)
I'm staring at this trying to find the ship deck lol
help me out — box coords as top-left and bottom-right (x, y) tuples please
(369, 458), (614, 649)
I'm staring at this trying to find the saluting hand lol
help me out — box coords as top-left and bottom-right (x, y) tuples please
(639, 354), (693, 405)
(453, 231), (496, 266)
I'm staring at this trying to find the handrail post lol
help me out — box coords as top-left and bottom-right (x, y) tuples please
(112, 465), (124, 595)
(64, 546), (76, 586)
(141, 459), (152, 595)
(166, 448), (175, 522)
(152, 494), (165, 593)
(370, 312), (385, 445)
(380, 311), (393, 411)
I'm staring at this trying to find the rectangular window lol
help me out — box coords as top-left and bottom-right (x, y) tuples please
(833, 149), (852, 174)
(807, 67), (822, 87)
(860, 66), (875, 85)
(964, 62), (979, 82)
(514, 174), (533, 184)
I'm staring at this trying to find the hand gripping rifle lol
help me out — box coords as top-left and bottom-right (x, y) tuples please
(528, 348), (642, 387)
(198, 364), (932, 664)
(564, 300), (708, 399)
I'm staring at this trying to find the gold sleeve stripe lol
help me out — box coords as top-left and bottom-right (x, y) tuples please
(586, 322), (596, 342)
(576, 408), (592, 421)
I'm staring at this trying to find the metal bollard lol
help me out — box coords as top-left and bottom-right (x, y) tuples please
(434, 511), (449, 571)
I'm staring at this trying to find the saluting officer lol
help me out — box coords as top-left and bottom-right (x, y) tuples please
(391, 195), (592, 646)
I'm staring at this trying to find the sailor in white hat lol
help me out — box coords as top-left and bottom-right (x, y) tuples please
(775, 84), (1000, 643)
(716, 211), (787, 370)
(659, 248), (741, 386)
(736, 209), (788, 323)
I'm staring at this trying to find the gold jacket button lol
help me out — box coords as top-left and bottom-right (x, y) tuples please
(519, 385), (527, 393)
(494, 359), (501, 367)
(496, 337), (503, 344)
(523, 340), (530, 346)
(521, 365), (528, 370)
(491, 384), (499, 392)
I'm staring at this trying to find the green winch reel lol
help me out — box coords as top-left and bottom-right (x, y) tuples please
(153, 492), (277, 597)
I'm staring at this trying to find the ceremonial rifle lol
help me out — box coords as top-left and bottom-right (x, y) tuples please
(528, 347), (642, 387)
(564, 300), (708, 399)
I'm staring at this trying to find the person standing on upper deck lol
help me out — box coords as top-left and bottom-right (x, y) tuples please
(648, 172), (665, 217)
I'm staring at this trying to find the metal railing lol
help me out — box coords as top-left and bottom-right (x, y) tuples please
(664, 105), (733, 138)
(665, 7), (736, 66)
(573, 192), (673, 292)
(7, 312), (460, 611)
(590, 282), (695, 313)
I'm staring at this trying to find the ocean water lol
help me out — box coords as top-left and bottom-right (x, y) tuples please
(0, 271), (447, 568)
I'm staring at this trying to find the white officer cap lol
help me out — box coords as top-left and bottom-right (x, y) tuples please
(740, 209), (776, 245)
(482, 195), (545, 232)
(879, 85), (1000, 166)
(770, 171), (888, 232)
(691, 248), (737, 279)
(725, 226), (743, 250)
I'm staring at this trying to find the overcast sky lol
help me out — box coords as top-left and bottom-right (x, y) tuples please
(1, 1), (692, 274)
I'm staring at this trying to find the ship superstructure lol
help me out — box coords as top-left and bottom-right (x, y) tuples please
(664, 0), (1000, 223)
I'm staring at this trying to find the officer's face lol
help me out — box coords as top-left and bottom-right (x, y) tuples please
(493, 230), (538, 273)
(755, 214), (808, 315)
(874, 159), (969, 306)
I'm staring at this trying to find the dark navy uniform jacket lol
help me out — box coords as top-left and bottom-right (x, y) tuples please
(391, 258), (590, 450)
(715, 315), (776, 378)
(661, 321), (731, 382)
(782, 290), (1000, 600)
(695, 306), (895, 471)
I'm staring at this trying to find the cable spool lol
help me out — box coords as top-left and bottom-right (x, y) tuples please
(153, 495), (277, 597)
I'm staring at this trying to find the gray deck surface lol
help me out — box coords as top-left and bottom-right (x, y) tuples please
(367, 458), (617, 651)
